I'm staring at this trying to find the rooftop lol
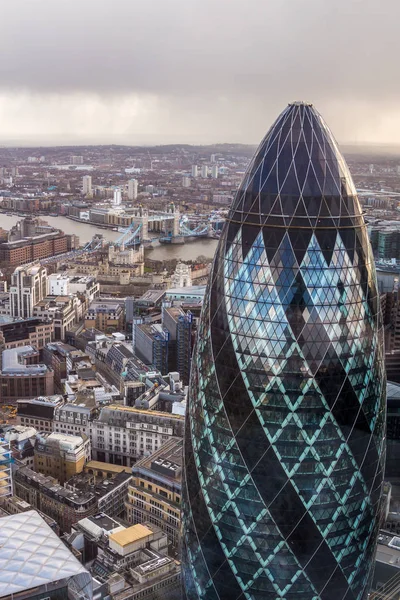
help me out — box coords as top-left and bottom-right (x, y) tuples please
(109, 523), (153, 547)
(0, 510), (92, 598)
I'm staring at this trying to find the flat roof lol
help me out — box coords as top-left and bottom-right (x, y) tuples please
(109, 523), (153, 547)
(105, 404), (184, 419)
(0, 510), (91, 597)
(85, 460), (132, 474)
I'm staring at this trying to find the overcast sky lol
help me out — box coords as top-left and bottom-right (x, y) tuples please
(0, 0), (398, 145)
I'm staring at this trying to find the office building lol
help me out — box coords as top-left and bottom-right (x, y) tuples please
(128, 178), (138, 200)
(34, 431), (91, 485)
(83, 174), (92, 195)
(134, 323), (170, 373)
(0, 317), (54, 350)
(0, 439), (12, 498)
(71, 155), (84, 165)
(91, 405), (184, 467)
(17, 395), (64, 432)
(182, 103), (386, 599)
(0, 511), (92, 600)
(0, 218), (74, 266)
(10, 264), (48, 318)
(0, 346), (54, 402)
(85, 299), (125, 333)
(126, 437), (182, 549)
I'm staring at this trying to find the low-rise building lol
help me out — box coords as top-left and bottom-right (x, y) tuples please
(0, 345), (54, 402)
(34, 294), (86, 341)
(64, 518), (180, 600)
(85, 299), (125, 333)
(126, 438), (182, 549)
(34, 431), (91, 485)
(17, 395), (64, 432)
(0, 316), (54, 350)
(14, 465), (99, 532)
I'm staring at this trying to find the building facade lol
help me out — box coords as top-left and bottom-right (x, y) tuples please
(182, 103), (386, 599)
(10, 264), (48, 319)
(126, 437), (182, 549)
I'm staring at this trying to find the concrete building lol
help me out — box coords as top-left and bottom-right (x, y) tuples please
(13, 466), (95, 532)
(48, 273), (70, 295)
(0, 317), (54, 351)
(134, 323), (169, 373)
(64, 518), (180, 600)
(182, 176), (191, 188)
(34, 431), (91, 485)
(191, 165), (198, 178)
(201, 165), (208, 178)
(85, 299), (125, 333)
(10, 264), (48, 318)
(72, 155), (84, 165)
(126, 438), (182, 549)
(91, 405), (184, 467)
(0, 346), (54, 403)
(128, 178), (138, 201)
(2, 425), (37, 468)
(83, 175), (92, 196)
(211, 164), (219, 179)
(0, 511), (93, 600)
(34, 294), (85, 341)
(113, 188), (122, 206)
(17, 395), (64, 432)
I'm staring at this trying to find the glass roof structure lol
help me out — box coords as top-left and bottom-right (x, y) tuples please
(182, 102), (386, 600)
(0, 510), (92, 599)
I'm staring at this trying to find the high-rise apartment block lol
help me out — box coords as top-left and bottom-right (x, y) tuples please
(83, 174), (92, 196)
(182, 103), (386, 599)
(128, 178), (138, 200)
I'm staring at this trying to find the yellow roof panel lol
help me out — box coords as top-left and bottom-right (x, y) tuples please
(109, 524), (153, 547)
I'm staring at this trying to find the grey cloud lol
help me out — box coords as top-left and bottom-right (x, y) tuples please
(0, 0), (399, 143)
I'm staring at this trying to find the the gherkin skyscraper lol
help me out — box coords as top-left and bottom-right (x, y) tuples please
(182, 102), (386, 600)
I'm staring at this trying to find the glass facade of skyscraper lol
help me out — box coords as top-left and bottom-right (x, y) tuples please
(182, 102), (386, 600)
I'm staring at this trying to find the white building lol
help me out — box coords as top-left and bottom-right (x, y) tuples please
(211, 154), (216, 163)
(211, 165), (219, 179)
(201, 165), (208, 178)
(170, 262), (192, 288)
(128, 178), (138, 200)
(10, 264), (48, 319)
(49, 274), (70, 296)
(191, 165), (198, 178)
(182, 176), (191, 188)
(82, 175), (92, 196)
(91, 405), (184, 467)
(113, 188), (122, 206)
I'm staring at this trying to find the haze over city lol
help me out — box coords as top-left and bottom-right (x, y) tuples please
(1, 0), (400, 146)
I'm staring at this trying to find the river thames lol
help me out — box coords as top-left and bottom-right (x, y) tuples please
(0, 214), (219, 261)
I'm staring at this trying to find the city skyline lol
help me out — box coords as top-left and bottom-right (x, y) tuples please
(1, 0), (400, 145)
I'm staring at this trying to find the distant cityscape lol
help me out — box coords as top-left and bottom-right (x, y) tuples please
(0, 140), (400, 599)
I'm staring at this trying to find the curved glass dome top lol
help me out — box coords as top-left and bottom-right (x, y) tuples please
(231, 102), (361, 229)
